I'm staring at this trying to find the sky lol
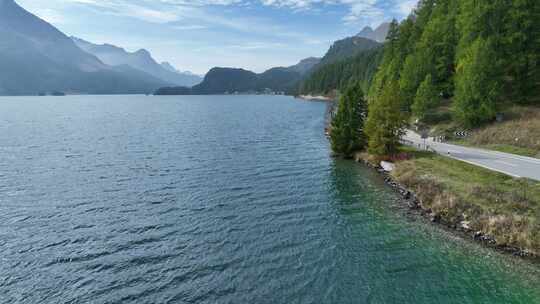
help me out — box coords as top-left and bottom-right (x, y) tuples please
(17, 0), (418, 75)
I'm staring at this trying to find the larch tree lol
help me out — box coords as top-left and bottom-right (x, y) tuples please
(453, 37), (502, 128)
(365, 81), (407, 156)
(330, 82), (368, 157)
(412, 74), (440, 121)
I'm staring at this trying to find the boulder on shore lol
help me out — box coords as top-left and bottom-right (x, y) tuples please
(380, 161), (395, 172)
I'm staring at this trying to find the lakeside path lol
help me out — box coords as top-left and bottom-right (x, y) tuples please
(403, 130), (540, 181)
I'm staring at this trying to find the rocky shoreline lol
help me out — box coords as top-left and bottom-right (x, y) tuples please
(354, 155), (539, 261)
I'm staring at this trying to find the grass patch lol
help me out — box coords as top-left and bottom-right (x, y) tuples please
(464, 106), (540, 158)
(391, 149), (540, 255)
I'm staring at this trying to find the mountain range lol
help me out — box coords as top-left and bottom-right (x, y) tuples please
(156, 57), (321, 95)
(155, 32), (384, 95)
(160, 25), (387, 95)
(0, 0), (389, 96)
(0, 0), (198, 95)
(72, 37), (202, 87)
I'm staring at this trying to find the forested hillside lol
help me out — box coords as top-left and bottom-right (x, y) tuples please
(326, 0), (539, 156)
(369, 0), (539, 131)
(299, 47), (383, 95)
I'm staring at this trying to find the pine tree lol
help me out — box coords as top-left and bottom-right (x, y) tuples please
(412, 74), (439, 121)
(503, 0), (540, 103)
(399, 0), (457, 109)
(330, 82), (368, 157)
(453, 37), (502, 128)
(399, 50), (431, 108)
(365, 81), (407, 156)
(369, 19), (411, 101)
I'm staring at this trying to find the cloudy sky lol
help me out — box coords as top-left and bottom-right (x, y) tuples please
(18, 0), (417, 75)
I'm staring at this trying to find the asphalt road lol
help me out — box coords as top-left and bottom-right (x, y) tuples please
(403, 131), (540, 181)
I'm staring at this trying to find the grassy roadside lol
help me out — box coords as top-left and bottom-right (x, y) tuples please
(426, 106), (540, 159)
(451, 140), (539, 158)
(388, 147), (540, 256)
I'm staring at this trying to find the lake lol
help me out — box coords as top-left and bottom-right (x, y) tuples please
(0, 95), (539, 303)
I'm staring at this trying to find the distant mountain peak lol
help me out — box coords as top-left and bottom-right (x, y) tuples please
(356, 22), (390, 43)
(71, 36), (125, 53)
(358, 26), (374, 36)
(134, 49), (151, 57)
(160, 61), (178, 73)
(72, 37), (202, 87)
(320, 36), (380, 65)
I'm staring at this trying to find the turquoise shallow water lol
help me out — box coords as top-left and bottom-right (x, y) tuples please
(0, 95), (539, 303)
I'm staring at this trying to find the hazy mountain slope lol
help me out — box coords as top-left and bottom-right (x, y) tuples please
(160, 61), (200, 78)
(160, 62), (178, 73)
(257, 68), (301, 91)
(319, 36), (380, 66)
(0, 0), (104, 72)
(0, 0), (167, 95)
(72, 37), (202, 87)
(357, 22), (390, 42)
(285, 57), (321, 75)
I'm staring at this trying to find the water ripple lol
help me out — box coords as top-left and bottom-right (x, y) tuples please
(0, 95), (538, 304)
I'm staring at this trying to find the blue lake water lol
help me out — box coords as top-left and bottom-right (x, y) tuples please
(0, 95), (539, 303)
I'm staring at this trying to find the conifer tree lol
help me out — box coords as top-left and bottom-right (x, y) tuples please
(399, 51), (431, 108)
(503, 0), (539, 103)
(453, 37), (502, 127)
(412, 74), (439, 121)
(330, 82), (368, 157)
(365, 81), (407, 155)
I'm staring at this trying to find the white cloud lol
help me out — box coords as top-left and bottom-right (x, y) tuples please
(256, 0), (415, 26)
(67, 0), (184, 23)
(172, 25), (208, 30)
(395, 0), (417, 16)
(54, 0), (416, 26)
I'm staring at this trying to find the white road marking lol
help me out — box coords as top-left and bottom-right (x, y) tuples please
(494, 160), (518, 167)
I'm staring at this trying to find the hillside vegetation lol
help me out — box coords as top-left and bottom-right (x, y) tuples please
(327, 0), (539, 157)
(368, 0), (539, 133)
